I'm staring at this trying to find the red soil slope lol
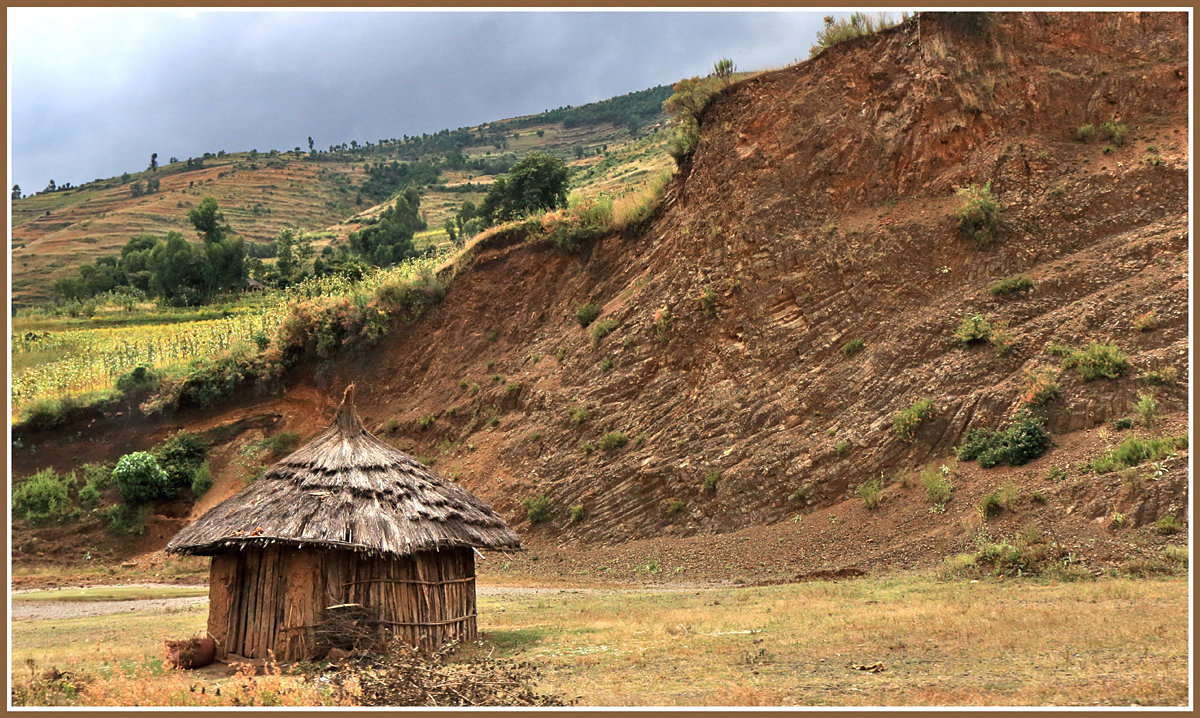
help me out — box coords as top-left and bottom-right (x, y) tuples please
(12, 12), (1189, 582)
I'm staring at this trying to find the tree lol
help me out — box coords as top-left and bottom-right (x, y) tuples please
(149, 153), (158, 172)
(148, 232), (206, 305)
(187, 196), (228, 243)
(11, 184), (20, 200)
(130, 181), (145, 197)
(307, 136), (315, 152)
(45, 179), (56, 193)
(348, 187), (424, 266)
(478, 152), (569, 225)
(443, 218), (458, 245)
(274, 227), (314, 284)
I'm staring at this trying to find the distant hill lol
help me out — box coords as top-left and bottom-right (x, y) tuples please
(9, 84), (674, 307)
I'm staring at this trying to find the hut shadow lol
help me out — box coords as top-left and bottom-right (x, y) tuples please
(477, 628), (549, 655)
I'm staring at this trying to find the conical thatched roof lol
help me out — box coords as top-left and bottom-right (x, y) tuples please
(167, 386), (520, 558)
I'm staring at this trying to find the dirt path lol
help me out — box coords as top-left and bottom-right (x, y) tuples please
(10, 582), (722, 622)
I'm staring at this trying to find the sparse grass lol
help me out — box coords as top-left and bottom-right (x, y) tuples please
(663, 499), (686, 516)
(920, 465), (953, 507)
(979, 481), (1019, 518)
(1144, 367), (1178, 385)
(988, 274), (1034, 296)
(855, 475), (885, 510)
(568, 504), (586, 523)
(599, 431), (629, 451)
(1075, 123), (1096, 142)
(840, 338), (865, 357)
(1132, 310), (1159, 332)
(13, 586), (208, 603)
(1060, 342), (1129, 381)
(416, 414), (436, 431)
(892, 398), (934, 442)
(809, 11), (905, 58)
(1133, 391), (1158, 427)
(590, 318), (619, 347)
(1091, 433), (1187, 474)
(701, 470), (720, 494)
(1100, 120), (1127, 146)
(1155, 515), (1180, 535)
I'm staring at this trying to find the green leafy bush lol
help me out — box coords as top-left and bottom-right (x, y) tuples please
(1060, 342), (1129, 380)
(1134, 392), (1158, 427)
(702, 470), (720, 494)
(115, 365), (161, 394)
(893, 398), (934, 442)
(957, 410), (1052, 468)
(1113, 417), (1134, 431)
(575, 303), (601, 328)
(570, 407), (589, 425)
(988, 275), (1034, 296)
(153, 431), (209, 496)
(954, 182), (1002, 247)
(840, 338), (865, 357)
(112, 451), (171, 505)
(12, 469), (78, 525)
(78, 481), (102, 509)
(523, 494), (552, 525)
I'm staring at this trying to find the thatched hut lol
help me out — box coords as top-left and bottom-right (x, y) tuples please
(166, 387), (520, 662)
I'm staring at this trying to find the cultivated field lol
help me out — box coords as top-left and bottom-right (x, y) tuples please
(9, 573), (1189, 706)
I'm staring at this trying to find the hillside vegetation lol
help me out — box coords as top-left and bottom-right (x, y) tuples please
(10, 12), (1189, 588)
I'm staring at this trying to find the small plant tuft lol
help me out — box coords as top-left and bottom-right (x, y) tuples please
(575, 303), (601, 328)
(954, 181), (1002, 247)
(988, 275), (1034, 296)
(523, 494), (552, 525)
(590, 318), (619, 347)
(856, 475), (885, 510)
(701, 470), (720, 494)
(600, 431), (629, 450)
(568, 504), (587, 523)
(840, 338), (865, 357)
(893, 398), (934, 442)
(1060, 342), (1129, 381)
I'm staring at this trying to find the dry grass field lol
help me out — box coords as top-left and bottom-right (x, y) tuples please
(9, 573), (1189, 706)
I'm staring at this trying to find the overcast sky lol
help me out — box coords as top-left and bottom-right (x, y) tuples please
(8, 8), (841, 193)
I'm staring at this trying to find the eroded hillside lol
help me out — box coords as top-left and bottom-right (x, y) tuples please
(12, 12), (1189, 581)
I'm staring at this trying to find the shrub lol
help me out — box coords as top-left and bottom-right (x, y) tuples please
(1075, 124), (1096, 142)
(1046, 466), (1068, 483)
(664, 499), (686, 515)
(590, 318), (619, 347)
(954, 182), (1002, 247)
(957, 410), (1052, 468)
(954, 313), (993, 346)
(78, 481), (102, 509)
(964, 525), (1072, 578)
(568, 504), (586, 523)
(920, 465), (953, 506)
(20, 397), (68, 430)
(545, 195), (614, 252)
(258, 431), (300, 458)
(653, 306), (674, 336)
(856, 476), (885, 510)
(79, 463), (113, 490)
(112, 452), (172, 505)
(417, 414), (435, 431)
(840, 338), (865, 357)
(1132, 310), (1158, 332)
(575, 303), (601, 328)
(834, 440), (850, 457)
(115, 365), (161, 394)
(988, 275), (1034, 296)
(570, 407), (589, 425)
(523, 495), (551, 525)
(893, 398), (934, 442)
(600, 431), (629, 450)
(598, 357), (613, 372)
(979, 481), (1019, 518)
(1113, 417), (1134, 430)
(1155, 515), (1180, 535)
(1134, 392), (1158, 427)
(1100, 120), (1127, 146)
(1092, 434), (1187, 473)
(103, 503), (148, 535)
(1044, 342), (1073, 358)
(1110, 512), (1127, 529)
(1019, 367), (1061, 407)
(1030, 490), (1047, 504)
(790, 484), (809, 503)
(702, 470), (720, 494)
(12, 469), (78, 525)
(190, 462), (213, 497)
(697, 285), (717, 318)
(153, 431), (209, 497)
(1144, 367), (1178, 385)
(1060, 342), (1129, 380)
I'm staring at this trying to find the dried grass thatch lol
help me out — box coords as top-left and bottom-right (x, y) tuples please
(167, 386), (520, 558)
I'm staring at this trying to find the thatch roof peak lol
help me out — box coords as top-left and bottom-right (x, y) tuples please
(167, 386), (520, 558)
